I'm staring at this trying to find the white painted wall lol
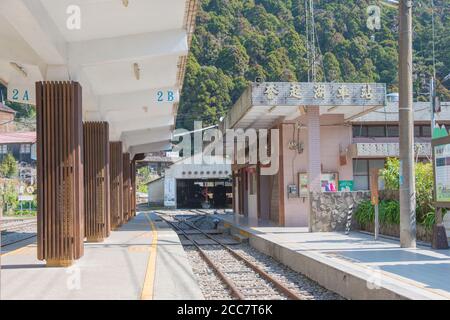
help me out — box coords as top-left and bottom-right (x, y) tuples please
(147, 178), (164, 205)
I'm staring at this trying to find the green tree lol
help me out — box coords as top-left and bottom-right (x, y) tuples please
(216, 42), (250, 77)
(177, 0), (449, 131)
(0, 180), (19, 215)
(323, 52), (341, 82)
(0, 154), (18, 178)
(380, 157), (400, 190)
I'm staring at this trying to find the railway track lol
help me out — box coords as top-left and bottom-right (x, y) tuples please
(157, 211), (303, 300)
(1, 219), (37, 248)
(1, 220), (37, 233)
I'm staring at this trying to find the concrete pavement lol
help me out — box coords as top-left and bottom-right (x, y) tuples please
(218, 213), (450, 300)
(0, 212), (203, 300)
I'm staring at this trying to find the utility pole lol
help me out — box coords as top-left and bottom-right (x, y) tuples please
(398, 0), (416, 248)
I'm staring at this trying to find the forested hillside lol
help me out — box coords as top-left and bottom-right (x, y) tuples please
(176, 0), (449, 130)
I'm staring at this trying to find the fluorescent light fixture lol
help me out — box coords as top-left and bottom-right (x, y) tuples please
(133, 63), (140, 80)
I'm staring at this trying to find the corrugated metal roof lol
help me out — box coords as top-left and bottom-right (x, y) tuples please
(0, 131), (36, 144)
(0, 102), (16, 114)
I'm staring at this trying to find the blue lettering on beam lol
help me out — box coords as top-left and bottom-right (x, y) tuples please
(157, 90), (175, 103)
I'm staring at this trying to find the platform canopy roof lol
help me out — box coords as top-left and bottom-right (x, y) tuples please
(0, 0), (198, 155)
(224, 82), (387, 130)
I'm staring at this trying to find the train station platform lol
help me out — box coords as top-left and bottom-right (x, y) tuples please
(217, 213), (450, 300)
(0, 212), (204, 300)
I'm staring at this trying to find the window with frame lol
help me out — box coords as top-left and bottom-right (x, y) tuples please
(20, 144), (31, 154)
(352, 126), (368, 137)
(353, 159), (385, 190)
(386, 125), (399, 137)
(0, 145), (7, 154)
(414, 125), (432, 138)
(367, 126), (386, 137)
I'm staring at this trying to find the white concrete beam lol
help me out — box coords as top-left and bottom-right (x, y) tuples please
(122, 127), (172, 150)
(112, 115), (174, 133)
(69, 29), (188, 67)
(98, 88), (179, 113)
(0, 0), (67, 65)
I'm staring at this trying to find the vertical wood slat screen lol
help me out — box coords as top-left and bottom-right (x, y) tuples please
(130, 160), (137, 217)
(36, 81), (84, 266)
(110, 142), (123, 229)
(83, 122), (110, 242)
(122, 153), (131, 222)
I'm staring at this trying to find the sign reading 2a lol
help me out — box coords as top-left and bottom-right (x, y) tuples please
(12, 88), (30, 101)
(157, 90), (176, 103)
(7, 85), (36, 105)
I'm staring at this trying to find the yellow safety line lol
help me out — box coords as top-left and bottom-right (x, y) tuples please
(1, 245), (31, 257)
(141, 213), (158, 300)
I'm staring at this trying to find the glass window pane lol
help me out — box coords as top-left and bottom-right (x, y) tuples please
(386, 126), (399, 137)
(353, 159), (368, 175)
(354, 176), (369, 190)
(368, 126), (386, 137)
(369, 159), (385, 171)
(421, 126), (431, 137)
(353, 126), (368, 137)
(414, 126), (421, 137)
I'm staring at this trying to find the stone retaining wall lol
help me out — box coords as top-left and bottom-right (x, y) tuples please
(310, 191), (371, 232)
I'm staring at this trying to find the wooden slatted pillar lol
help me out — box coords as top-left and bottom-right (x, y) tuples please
(110, 142), (123, 229)
(83, 122), (110, 242)
(130, 160), (137, 217)
(36, 81), (84, 267)
(122, 153), (131, 222)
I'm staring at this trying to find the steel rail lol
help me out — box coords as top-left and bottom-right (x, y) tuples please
(1, 234), (37, 248)
(157, 214), (245, 300)
(180, 210), (302, 300)
(157, 211), (302, 300)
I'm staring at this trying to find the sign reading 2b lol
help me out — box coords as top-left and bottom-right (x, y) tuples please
(8, 84), (36, 105)
(156, 90), (178, 103)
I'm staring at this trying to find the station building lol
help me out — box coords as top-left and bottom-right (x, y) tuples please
(147, 155), (232, 209)
(0, 102), (16, 133)
(223, 82), (449, 229)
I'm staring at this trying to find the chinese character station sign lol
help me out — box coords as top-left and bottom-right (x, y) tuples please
(252, 82), (386, 107)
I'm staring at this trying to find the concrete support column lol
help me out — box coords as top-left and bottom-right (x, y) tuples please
(122, 152), (131, 222)
(307, 106), (321, 192)
(277, 124), (285, 226)
(36, 81), (84, 267)
(307, 106), (321, 232)
(130, 160), (137, 218)
(83, 122), (110, 242)
(110, 142), (124, 229)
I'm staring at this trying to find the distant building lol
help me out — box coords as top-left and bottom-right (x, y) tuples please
(0, 131), (36, 164)
(0, 102), (16, 133)
(349, 101), (450, 190)
(139, 151), (177, 176)
(147, 155), (232, 209)
(222, 82), (449, 227)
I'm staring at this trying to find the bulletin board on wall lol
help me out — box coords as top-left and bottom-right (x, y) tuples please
(432, 135), (450, 209)
(298, 172), (339, 195)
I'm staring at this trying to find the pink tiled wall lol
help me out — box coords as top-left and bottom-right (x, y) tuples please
(280, 114), (353, 227)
